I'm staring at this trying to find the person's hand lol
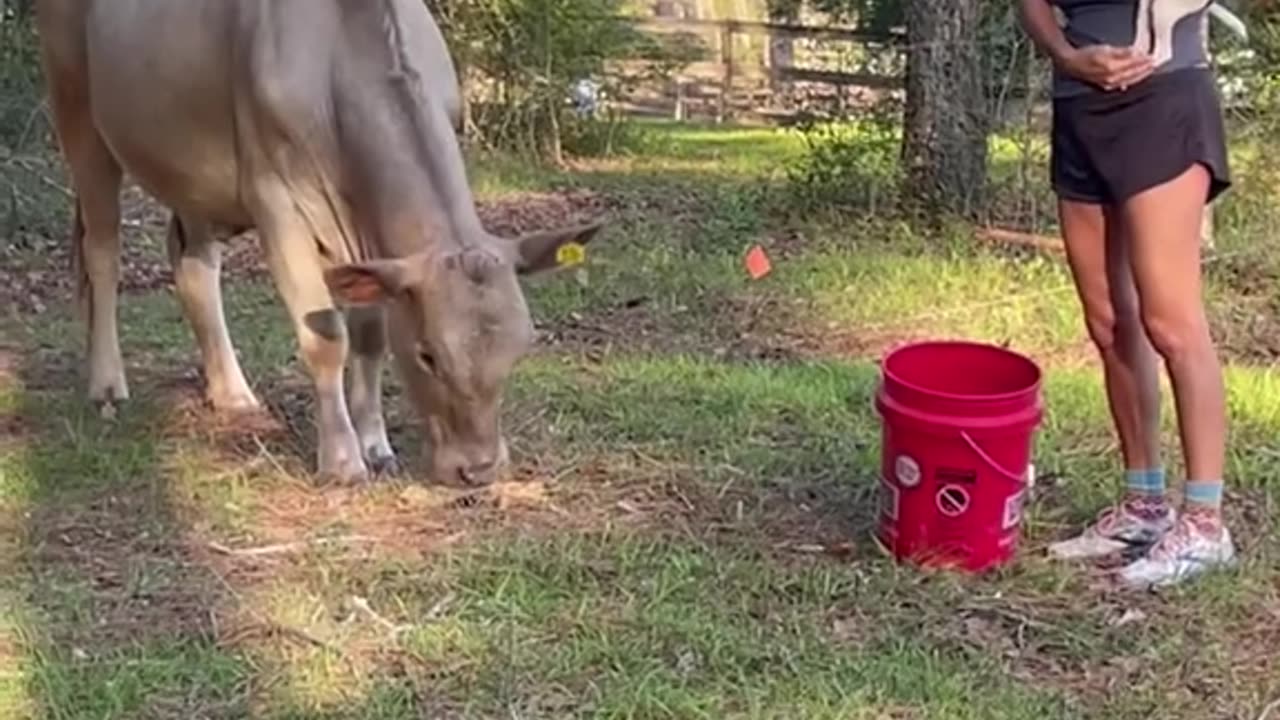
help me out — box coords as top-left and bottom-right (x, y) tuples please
(1057, 44), (1155, 91)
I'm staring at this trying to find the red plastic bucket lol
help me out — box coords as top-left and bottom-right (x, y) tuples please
(873, 340), (1043, 572)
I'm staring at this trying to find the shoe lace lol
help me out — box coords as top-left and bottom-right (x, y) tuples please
(1089, 506), (1122, 534)
(1147, 517), (1198, 561)
(1090, 500), (1154, 535)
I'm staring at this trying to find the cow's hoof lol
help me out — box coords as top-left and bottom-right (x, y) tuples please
(458, 466), (500, 487)
(317, 455), (370, 486)
(368, 452), (401, 478)
(94, 398), (123, 421)
(209, 390), (261, 414)
(319, 467), (371, 486)
(90, 383), (129, 421)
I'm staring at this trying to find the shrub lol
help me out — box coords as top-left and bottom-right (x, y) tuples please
(783, 116), (902, 216)
(429, 0), (704, 161)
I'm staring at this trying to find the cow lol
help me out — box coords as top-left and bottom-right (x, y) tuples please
(33, 0), (603, 485)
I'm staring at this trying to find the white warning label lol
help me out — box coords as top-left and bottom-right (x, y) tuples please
(895, 454), (921, 488)
(935, 485), (970, 518)
(1003, 489), (1026, 530)
(881, 479), (900, 521)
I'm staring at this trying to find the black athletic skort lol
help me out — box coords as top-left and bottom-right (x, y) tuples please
(1051, 67), (1231, 205)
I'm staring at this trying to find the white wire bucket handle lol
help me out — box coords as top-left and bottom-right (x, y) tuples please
(959, 431), (1029, 485)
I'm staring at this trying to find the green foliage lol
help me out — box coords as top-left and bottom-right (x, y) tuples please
(558, 109), (661, 158)
(782, 118), (902, 215)
(1211, 7), (1280, 115)
(767, 0), (903, 33)
(429, 0), (704, 160)
(1, 2), (43, 150)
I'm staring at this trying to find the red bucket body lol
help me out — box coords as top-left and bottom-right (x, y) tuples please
(874, 341), (1044, 572)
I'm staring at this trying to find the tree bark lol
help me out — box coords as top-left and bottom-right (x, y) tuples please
(900, 0), (990, 220)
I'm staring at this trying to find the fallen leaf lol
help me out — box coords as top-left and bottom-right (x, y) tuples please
(831, 616), (860, 643)
(825, 541), (856, 559)
(1110, 608), (1148, 627)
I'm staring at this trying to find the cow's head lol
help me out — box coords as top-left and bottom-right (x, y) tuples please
(323, 221), (602, 485)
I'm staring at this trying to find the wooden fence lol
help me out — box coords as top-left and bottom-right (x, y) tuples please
(613, 14), (905, 123)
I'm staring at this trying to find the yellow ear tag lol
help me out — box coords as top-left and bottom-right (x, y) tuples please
(556, 242), (586, 267)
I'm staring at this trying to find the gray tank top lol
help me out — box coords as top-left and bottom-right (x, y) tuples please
(1053, 0), (1210, 98)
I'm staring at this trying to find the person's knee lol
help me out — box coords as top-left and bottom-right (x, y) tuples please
(1083, 304), (1118, 351)
(1083, 300), (1141, 353)
(1141, 306), (1212, 362)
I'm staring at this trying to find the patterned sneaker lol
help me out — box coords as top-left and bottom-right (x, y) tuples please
(1118, 515), (1236, 590)
(1047, 500), (1175, 561)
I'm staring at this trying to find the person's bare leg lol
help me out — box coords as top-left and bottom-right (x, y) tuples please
(1049, 199), (1174, 561)
(1122, 165), (1226, 519)
(1117, 164), (1235, 588)
(1060, 200), (1164, 480)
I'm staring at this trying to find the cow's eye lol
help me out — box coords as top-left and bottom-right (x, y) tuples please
(417, 345), (437, 374)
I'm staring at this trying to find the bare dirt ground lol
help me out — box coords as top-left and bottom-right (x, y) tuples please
(1, 181), (608, 315)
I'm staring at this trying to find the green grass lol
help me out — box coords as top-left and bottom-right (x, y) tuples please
(2, 120), (1279, 719)
(367, 533), (1084, 719)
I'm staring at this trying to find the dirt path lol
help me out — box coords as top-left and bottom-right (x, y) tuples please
(1, 184), (606, 315)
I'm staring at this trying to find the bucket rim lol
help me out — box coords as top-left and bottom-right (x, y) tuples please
(881, 339), (1042, 404)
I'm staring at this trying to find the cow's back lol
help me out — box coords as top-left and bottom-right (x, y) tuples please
(38, 0), (471, 245)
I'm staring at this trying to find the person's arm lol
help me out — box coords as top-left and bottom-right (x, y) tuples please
(1017, 0), (1076, 67)
(1017, 0), (1155, 91)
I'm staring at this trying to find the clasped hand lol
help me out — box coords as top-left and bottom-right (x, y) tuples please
(1059, 45), (1155, 91)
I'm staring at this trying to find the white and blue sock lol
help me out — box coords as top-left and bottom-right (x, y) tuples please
(1185, 479), (1223, 511)
(1125, 467), (1166, 501)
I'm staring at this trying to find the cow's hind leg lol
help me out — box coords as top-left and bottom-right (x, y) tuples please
(252, 184), (367, 483)
(46, 70), (127, 409)
(346, 306), (398, 475)
(166, 214), (259, 412)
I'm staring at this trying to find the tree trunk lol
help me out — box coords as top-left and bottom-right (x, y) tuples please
(900, 0), (990, 220)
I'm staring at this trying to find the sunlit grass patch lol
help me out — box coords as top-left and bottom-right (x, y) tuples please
(20, 640), (250, 720)
(0, 543), (31, 720)
(577, 119), (808, 178)
(771, 238), (1083, 360)
(465, 119), (807, 202)
(228, 584), (383, 716)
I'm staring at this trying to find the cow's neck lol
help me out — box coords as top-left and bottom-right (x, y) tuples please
(355, 160), (481, 261)
(357, 0), (484, 262)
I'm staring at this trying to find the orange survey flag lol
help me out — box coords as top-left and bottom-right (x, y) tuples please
(744, 244), (771, 279)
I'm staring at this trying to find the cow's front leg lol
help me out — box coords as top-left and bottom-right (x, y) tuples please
(346, 305), (398, 475)
(254, 193), (367, 483)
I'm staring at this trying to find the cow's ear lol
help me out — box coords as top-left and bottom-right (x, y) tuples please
(511, 221), (604, 275)
(324, 259), (411, 305)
